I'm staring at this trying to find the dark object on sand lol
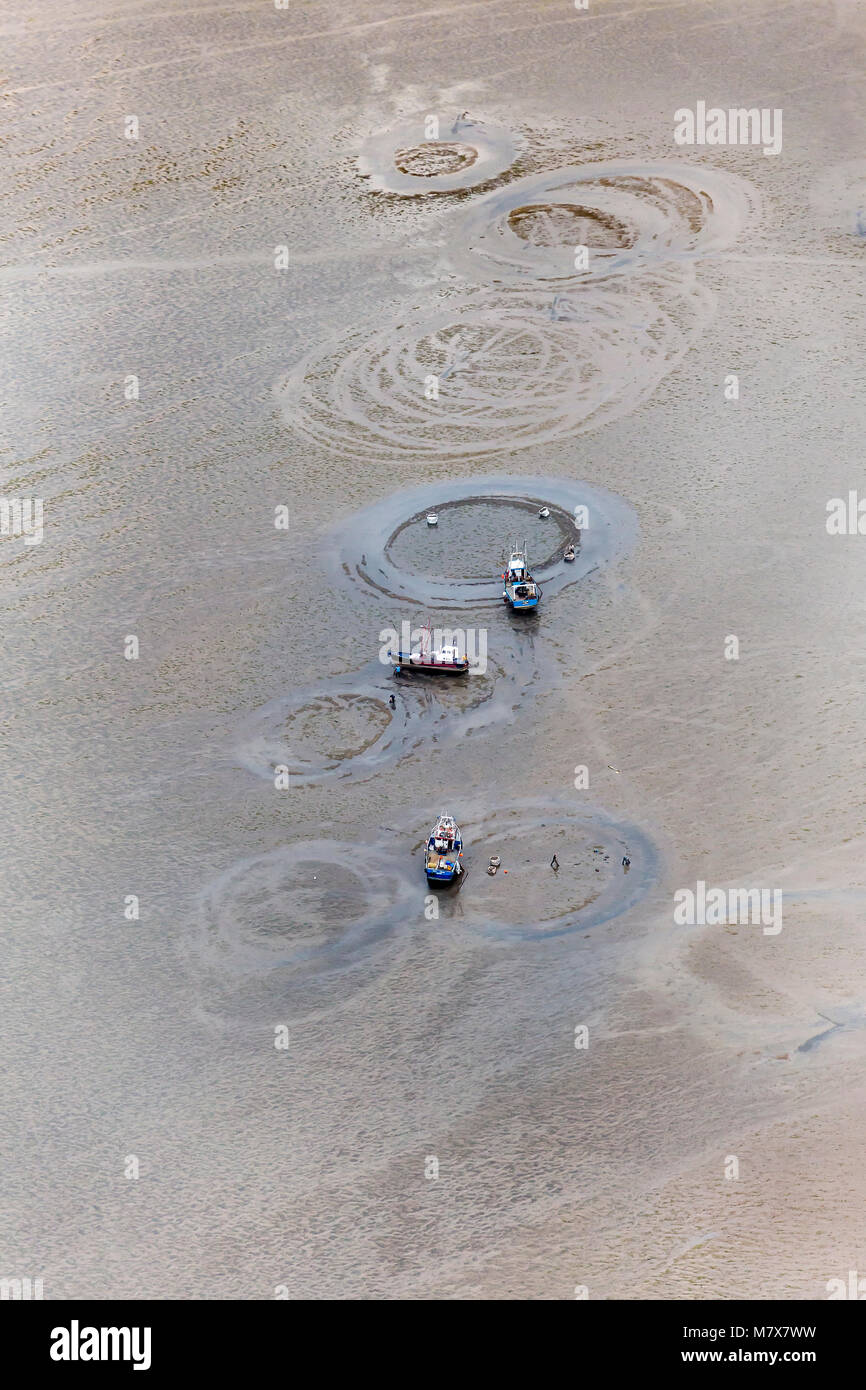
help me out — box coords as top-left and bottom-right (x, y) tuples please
(550, 854), (559, 871)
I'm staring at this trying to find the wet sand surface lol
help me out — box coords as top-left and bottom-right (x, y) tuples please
(3, 0), (866, 1298)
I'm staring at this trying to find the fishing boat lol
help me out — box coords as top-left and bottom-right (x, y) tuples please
(502, 540), (541, 609)
(389, 619), (469, 675)
(425, 813), (464, 883)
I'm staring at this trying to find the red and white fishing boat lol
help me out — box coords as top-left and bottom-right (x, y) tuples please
(388, 619), (469, 676)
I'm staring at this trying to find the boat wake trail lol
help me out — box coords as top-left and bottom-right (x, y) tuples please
(186, 838), (418, 1024)
(357, 112), (520, 196)
(445, 160), (757, 285)
(188, 801), (658, 1025)
(329, 475), (637, 607)
(421, 798), (659, 941)
(231, 477), (635, 785)
(277, 160), (757, 461)
(232, 647), (537, 787)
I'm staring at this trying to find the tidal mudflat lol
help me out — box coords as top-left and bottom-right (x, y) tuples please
(2, 0), (866, 1301)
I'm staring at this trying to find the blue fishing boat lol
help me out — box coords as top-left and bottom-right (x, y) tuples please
(425, 813), (464, 884)
(502, 541), (541, 610)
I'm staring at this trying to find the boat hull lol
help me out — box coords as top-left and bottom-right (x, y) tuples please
(392, 652), (469, 674)
(504, 590), (539, 609)
(426, 867), (459, 883)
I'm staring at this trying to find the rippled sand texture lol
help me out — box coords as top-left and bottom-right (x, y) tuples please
(3, 0), (866, 1300)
